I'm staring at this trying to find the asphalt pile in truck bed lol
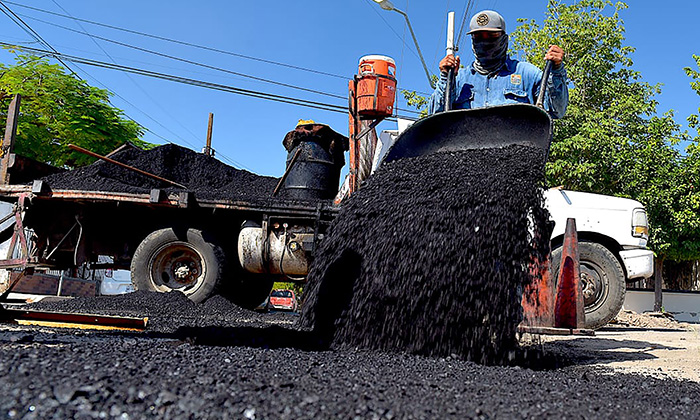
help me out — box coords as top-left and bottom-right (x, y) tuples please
(299, 144), (551, 364)
(41, 144), (280, 201)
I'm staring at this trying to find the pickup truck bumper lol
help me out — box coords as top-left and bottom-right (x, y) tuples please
(620, 249), (654, 280)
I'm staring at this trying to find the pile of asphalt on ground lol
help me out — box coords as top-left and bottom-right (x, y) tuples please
(41, 144), (280, 201)
(1, 331), (699, 419)
(25, 291), (295, 334)
(299, 144), (551, 364)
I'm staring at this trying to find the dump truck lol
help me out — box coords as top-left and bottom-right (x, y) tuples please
(0, 53), (652, 330)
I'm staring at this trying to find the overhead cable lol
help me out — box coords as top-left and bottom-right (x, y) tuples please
(46, 1), (238, 159)
(4, 0), (348, 80)
(6, 0), (433, 97)
(0, 42), (417, 121)
(20, 14), (349, 101)
(456, 0), (475, 48)
(0, 0), (79, 77)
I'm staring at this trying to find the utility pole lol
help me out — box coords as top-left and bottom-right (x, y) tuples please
(0, 95), (21, 185)
(204, 113), (214, 157)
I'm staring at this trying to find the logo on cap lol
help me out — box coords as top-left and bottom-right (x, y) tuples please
(476, 13), (490, 26)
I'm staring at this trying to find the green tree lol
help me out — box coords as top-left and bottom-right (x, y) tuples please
(675, 54), (700, 260)
(0, 51), (147, 167)
(509, 0), (700, 266)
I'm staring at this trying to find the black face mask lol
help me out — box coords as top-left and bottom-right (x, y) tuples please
(472, 33), (509, 75)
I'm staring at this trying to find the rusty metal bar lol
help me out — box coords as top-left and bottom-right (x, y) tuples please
(0, 308), (148, 331)
(0, 187), (181, 206)
(348, 78), (360, 194)
(5, 195), (29, 263)
(68, 144), (187, 189)
(0, 186), (339, 216)
(0, 195), (32, 299)
(205, 112), (214, 157)
(0, 259), (30, 268)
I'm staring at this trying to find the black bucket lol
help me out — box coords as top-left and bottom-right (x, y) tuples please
(282, 140), (341, 200)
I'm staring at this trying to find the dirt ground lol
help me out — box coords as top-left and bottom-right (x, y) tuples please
(525, 311), (700, 382)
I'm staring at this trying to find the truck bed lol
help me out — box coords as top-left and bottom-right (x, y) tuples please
(0, 182), (338, 272)
(0, 183), (338, 218)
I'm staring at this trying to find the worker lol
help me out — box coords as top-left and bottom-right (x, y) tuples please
(428, 10), (568, 118)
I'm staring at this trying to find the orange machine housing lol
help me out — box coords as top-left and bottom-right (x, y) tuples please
(356, 55), (397, 118)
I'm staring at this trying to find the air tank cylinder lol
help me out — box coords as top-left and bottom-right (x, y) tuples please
(238, 221), (312, 276)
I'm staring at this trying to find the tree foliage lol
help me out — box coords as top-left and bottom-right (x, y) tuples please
(509, 0), (700, 261)
(0, 51), (148, 168)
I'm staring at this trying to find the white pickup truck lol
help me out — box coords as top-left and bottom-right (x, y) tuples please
(545, 188), (653, 329)
(377, 129), (654, 329)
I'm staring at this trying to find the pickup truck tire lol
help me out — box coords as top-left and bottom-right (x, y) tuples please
(131, 228), (225, 303)
(551, 241), (626, 330)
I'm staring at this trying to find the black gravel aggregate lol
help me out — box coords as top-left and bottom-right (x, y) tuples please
(300, 145), (552, 364)
(41, 144), (280, 201)
(0, 317), (698, 419)
(6, 143), (699, 418)
(25, 291), (294, 334)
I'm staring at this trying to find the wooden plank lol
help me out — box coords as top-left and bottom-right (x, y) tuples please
(0, 308), (148, 331)
(1, 95), (21, 185)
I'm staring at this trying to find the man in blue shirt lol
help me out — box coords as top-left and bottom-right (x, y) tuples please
(429, 10), (568, 119)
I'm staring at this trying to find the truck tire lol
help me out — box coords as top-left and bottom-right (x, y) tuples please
(131, 228), (225, 303)
(550, 241), (626, 330)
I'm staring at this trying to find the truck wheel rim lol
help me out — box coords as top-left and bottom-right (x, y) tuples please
(580, 262), (607, 311)
(148, 241), (206, 294)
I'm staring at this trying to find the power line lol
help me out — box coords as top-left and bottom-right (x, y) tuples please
(5, 0), (433, 98)
(456, 0), (476, 49)
(20, 13), (349, 101)
(4, 29), (419, 115)
(3, 0), (349, 81)
(47, 0), (229, 160)
(8, 0), (223, 166)
(0, 42), (418, 121)
(1, 0), (190, 155)
(19, 11), (422, 117)
(0, 0), (79, 78)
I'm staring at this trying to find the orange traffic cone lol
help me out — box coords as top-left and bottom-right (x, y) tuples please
(554, 218), (585, 329)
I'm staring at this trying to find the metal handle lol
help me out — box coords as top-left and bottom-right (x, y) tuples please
(68, 144), (187, 189)
(443, 12), (456, 112)
(536, 60), (554, 109)
(445, 68), (455, 111)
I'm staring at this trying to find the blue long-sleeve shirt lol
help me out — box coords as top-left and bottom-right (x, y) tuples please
(428, 56), (568, 118)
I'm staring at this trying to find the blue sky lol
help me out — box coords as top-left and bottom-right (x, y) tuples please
(0, 0), (698, 177)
